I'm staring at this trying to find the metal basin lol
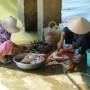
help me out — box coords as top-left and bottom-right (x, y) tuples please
(13, 53), (44, 70)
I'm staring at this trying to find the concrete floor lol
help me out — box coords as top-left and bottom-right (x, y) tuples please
(0, 63), (90, 90)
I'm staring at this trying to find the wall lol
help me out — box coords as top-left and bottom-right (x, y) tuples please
(23, 0), (62, 32)
(0, 0), (62, 30)
(0, 0), (18, 20)
(24, 0), (37, 32)
(43, 0), (61, 27)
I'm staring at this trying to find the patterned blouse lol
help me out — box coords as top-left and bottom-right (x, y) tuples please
(0, 23), (11, 45)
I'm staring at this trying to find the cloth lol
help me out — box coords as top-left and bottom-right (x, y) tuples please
(63, 27), (90, 54)
(0, 40), (13, 56)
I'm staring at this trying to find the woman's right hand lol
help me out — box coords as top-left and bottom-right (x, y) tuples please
(58, 48), (65, 54)
(57, 40), (63, 50)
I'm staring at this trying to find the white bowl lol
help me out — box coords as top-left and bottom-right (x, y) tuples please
(13, 56), (44, 70)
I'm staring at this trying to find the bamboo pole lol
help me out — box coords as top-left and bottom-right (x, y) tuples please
(18, 0), (25, 31)
(37, 0), (44, 40)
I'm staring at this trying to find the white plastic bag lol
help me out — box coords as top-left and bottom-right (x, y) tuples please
(44, 21), (61, 45)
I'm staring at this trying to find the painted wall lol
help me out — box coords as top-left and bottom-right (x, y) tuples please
(43, 0), (61, 27)
(0, 0), (25, 32)
(24, 0), (37, 32)
(23, 0), (61, 32)
(0, 0), (18, 20)
(0, 0), (62, 28)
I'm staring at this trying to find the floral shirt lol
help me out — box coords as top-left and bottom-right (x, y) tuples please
(0, 23), (11, 45)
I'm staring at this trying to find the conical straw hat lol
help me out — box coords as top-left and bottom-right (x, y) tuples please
(67, 17), (90, 34)
(11, 31), (37, 45)
(2, 16), (20, 33)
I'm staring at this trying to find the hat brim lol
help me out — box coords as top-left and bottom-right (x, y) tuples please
(67, 17), (90, 34)
(4, 27), (20, 33)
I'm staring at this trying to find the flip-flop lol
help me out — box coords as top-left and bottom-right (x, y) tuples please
(0, 58), (11, 64)
(63, 60), (76, 71)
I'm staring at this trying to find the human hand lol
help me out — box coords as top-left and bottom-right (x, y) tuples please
(57, 40), (63, 50)
(58, 48), (65, 54)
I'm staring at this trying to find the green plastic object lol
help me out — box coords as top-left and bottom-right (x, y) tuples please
(86, 49), (90, 67)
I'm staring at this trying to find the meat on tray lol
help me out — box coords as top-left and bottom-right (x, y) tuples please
(26, 41), (56, 53)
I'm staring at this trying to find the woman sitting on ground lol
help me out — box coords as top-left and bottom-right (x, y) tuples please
(57, 17), (90, 70)
(0, 16), (24, 64)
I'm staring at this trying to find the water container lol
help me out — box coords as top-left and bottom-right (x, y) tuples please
(86, 49), (90, 67)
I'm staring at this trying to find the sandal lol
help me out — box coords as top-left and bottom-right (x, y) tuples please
(64, 61), (76, 71)
(0, 57), (11, 64)
(64, 60), (82, 72)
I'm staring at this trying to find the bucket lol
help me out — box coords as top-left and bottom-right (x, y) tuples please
(86, 49), (90, 67)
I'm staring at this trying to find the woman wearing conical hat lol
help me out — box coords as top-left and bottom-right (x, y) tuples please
(57, 17), (90, 68)
(0, 16), (24, 64)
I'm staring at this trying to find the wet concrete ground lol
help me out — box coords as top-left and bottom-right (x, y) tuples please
(0, 63), (90, 90)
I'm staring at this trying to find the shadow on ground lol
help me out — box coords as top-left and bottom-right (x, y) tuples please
(0, 61), (64, 76)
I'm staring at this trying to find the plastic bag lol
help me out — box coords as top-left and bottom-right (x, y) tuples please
(44, 21), (61, 45)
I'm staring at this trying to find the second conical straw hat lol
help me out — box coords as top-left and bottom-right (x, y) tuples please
(67, 17), (90, 34)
